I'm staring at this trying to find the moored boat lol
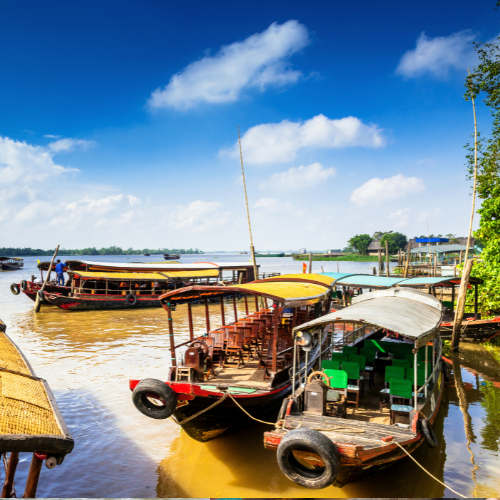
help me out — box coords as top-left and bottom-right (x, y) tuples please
(263, 287), (445, 488)
(129, 274), (336, 442)
(0, 256), (24, 271)
(163, 253), (180, 260)
(0, 318), (74, 497)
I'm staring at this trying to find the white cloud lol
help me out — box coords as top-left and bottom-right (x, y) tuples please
(166, 201), (230, 231)
(254, 197), (278, 208)
(260, 162), (336, 190)
(0, 136), (78, 185)
(48, 138), (95, 153)
(43, 134), (61, 139)
(127, 195), (142, 206)
(221, 114), (385, 164)
(396, 30), (477, 78)
(350, 174), (425, 205)
(148, 20), (310, 110)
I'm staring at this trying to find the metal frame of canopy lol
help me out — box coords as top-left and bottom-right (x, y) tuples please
(291, 288), (443, 412)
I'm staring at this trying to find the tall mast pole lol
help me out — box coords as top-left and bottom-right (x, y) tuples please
(238, 126), (259, 282)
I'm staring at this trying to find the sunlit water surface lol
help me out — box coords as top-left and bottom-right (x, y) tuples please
(1, 254), (499, 497)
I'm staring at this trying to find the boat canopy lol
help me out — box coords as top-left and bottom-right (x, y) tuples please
(0, 319), (74, 454)
(160, 281), (331, 308)
(0, 257), (23, 261)
(335, 274), (407, 289)
(252, 273), (337, 287)
(69, 269), (220, 281)
(293, 288), (443, 348)
(396, 276), (483, 287)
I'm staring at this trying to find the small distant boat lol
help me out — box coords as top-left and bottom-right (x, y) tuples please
(163, 253), (180, 260)
(0, 318), (74, 497)
(239, 251), (248, 254)
(0, 257), (24, 271)
(144, 253), (151, 256)
(255, 252), (285, 257)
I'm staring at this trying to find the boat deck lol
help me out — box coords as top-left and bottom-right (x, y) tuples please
(203, 359), (273, 389)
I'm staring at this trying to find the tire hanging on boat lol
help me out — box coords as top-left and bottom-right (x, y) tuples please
(10, 284), (20, 295)
(132, 378), (178, 419)
(126, 293), (138, 306)
(277, 428), (340, 489)
(420, 418), (438, 449)
(20, 280), (27, 291)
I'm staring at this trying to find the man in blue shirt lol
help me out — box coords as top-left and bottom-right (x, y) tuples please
(55, 259), (66, 286)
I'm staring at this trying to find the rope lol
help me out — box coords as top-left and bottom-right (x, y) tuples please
(175, 392), (228, 426)
(390, 440), (467, 498)
(226, 392), (277, 425)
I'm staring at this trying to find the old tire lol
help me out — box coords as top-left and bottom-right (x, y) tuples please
(132, 379), (177, 420)
(126, 293), (138, 306)
(20, 280), (27, 291)
(10, 284), (20, 295)
(277, 428), (340, 489)
(421, 418), (438, 449)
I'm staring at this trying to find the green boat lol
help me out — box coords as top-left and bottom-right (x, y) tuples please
(256, 252), (285, 257)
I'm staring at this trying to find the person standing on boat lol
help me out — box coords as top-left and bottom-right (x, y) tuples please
(55, 259), (66, 286)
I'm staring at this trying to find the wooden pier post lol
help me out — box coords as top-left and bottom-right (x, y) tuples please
(378, 249), (382, 276)
(255, 295), (259, 312)
(34, 245), (59, 313)
(404, 242), (412, 278)
(2, 451), (19, 498)
(22, 453), (43, 498)
(204, 298), (210, 333)
(166, 303), (177, 368)
(271, 305), (280, 373)
(232, 294), (238, 322)
(244, 295), (249, 315)
(385, 241), (389, 277)
(452, 259), (474, 351)
(187, 303), (194, 341)
(308, 253), (312, 273)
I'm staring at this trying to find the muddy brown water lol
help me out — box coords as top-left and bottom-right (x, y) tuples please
(1, 255), (499, 497)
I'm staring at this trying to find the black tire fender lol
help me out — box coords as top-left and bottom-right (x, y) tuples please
(126, 293), (138, 306)
(132, 378), (177, 419)
(421, 418), (438, 449)
(20, 280), (27, 291)
(10, 284), (20, 295)
(277, 428), (340, 489)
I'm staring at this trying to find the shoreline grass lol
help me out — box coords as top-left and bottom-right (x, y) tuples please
(294, 254), (378, 262)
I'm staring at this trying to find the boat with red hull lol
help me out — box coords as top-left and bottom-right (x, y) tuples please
(129, 274), (336, 442)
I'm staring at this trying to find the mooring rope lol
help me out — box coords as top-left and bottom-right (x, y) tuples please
(390, 440), (467, 498)
(226, 392), (277, 425)
(175, 391), (228, 426)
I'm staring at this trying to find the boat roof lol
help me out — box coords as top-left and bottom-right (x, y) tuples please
(293, 288), (443, 348)
(396, 276), (483, 287)
(160, 281), (331, 308)
(0, 257), (23, 261)
(69, 269), (220, 280)
(252, 273), (336, 287)
(0, 319), (74, 454)
(335, 274), (406, 289)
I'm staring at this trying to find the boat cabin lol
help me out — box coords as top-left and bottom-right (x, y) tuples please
(0, 257), (24, 271)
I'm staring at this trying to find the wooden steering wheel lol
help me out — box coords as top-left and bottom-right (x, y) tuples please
(190, 340), (209, 356)
(307, 371), (329, 385)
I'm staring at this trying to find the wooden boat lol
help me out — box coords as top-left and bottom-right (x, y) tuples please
(0, 318), (74, 497)
(163, 253), (180, 260)
(0, 257), (24, 271)
(255, 252), (285, 257)
(129, 274), (335, 442)
(264, 287), (445, 488)
(42, 269), (221, 311)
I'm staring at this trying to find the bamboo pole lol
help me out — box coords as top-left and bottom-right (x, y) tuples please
(166, 303), (177, 368)
(385, 241), (389, 277)
(308, 253), (312, 273)
(220, 297), (225, 326)
(404, 242), (412, 278)
(204, 298), (210, 333)
(465, 68), (479, 265)
(238, 126), (259, 283)
(2, 452), (19, 498)
(187, 303), (194, 341)
(451, 259), (474, 351)
(34, 245), (59, 313)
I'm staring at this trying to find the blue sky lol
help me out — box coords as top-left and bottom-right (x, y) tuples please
(0, 0), (497, 251)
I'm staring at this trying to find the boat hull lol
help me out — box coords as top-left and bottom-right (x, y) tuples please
(44, 293), (162, 310)
(18, 282), (70, 302)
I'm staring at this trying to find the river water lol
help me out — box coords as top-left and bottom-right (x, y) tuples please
(1, 254), (499, 498)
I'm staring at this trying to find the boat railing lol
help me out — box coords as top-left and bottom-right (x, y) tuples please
(416, 337), (442, 395)
(258, 272), (281, 279)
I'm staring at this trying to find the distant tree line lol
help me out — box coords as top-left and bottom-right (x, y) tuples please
(0, 247), (203, 257)
(348, 231), (408, 256)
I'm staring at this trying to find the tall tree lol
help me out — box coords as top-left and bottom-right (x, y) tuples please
(348, 234), (372, 255)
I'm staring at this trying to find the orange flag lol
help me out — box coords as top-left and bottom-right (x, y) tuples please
(303, 262), (307, 273)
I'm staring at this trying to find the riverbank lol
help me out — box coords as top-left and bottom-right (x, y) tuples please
(294, 254), (378, 262)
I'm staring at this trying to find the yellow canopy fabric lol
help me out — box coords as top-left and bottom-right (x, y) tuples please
(229, 282), (329, 300)
(258, 273), (335, 286)
(71, 269), (219, 280)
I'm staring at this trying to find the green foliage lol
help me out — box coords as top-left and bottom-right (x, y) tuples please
(464, 34), (500, 315)
(0, 247), (203, 257)
(348, 234), (372, 255)
(379, 231), (408, 253)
